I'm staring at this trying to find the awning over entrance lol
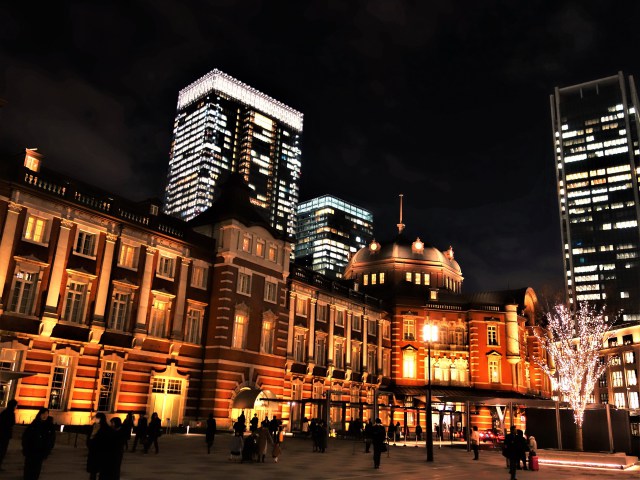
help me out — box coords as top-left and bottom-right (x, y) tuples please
(391, 386), (557, 406)
(0, 371), (35, 382)
(232, 388), (262, 409)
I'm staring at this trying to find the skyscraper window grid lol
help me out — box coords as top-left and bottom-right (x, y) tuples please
(551, 72), (640, 322)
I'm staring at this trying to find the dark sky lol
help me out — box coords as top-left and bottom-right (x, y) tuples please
(2, 1), (640, 293)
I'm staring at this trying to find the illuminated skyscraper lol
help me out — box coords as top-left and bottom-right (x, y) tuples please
(551, 72), (640, 322)
(164, 69), (303, 235)
(295, 195), (373, 279)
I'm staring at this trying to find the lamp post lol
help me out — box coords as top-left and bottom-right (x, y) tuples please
(423, 323), (438, 462)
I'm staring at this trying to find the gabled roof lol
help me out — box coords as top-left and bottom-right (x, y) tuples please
(188, 173), (285, 239)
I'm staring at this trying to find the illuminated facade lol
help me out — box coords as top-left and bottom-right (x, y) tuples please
(344, 229), (552, 433)
(551, 72), (640, 322)
(294, 195), (373, 279)
(164, 69), (303, 236)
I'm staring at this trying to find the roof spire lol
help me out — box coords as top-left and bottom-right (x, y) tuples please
(397, 193), (405, 234)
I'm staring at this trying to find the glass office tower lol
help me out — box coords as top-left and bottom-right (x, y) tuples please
(295, 195), (373, 279)
(551, 72), (640, 322)
(164, 69), (303, 235)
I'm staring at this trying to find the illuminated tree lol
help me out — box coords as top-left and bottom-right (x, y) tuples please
(534, 302), (611, 451)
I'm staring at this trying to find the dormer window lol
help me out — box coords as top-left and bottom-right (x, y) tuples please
(412, 237), (424, 254)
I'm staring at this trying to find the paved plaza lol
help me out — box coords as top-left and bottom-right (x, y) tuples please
(1, 430), (638, 480)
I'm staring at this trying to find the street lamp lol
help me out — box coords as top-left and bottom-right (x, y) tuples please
(423, 323), (438, 462)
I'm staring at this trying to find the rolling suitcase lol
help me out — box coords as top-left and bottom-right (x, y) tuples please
(529, 455), (539, 471)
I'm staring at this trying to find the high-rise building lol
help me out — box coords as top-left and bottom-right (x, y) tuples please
(294, 195), (373, 279)
(551, 72), (640, 322)
(164, 69), (303, 235)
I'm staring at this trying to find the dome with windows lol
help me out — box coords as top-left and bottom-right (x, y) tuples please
(346, 232), (462, 276)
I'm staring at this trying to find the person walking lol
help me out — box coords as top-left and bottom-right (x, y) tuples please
(21, 408), (51, 480)
(205, 413), (216, 454)
(470, 426), (480, 460)
(504, 426), (527, 480)
(527, 434), (538, 470)
(229, 431), (243, 462)
(250, 413), (259, 433)
(316, 421), (327, 453)
(0, 399), (18, 471)
(371, 418), (386, 469)
(86, 412), (113, 480)
(269, 416), (279, 442)
(121, 412), (134, 451)
(257, 421), (274, 463)
(143, 413), (161, 454)
(241, 431), (257, 463)
(131, 412), (147, 452)
(364, 419), (373, 453)
(272, 441), (282, 463)
(517, 429), (528, 470)
(310, 419), (318, 452)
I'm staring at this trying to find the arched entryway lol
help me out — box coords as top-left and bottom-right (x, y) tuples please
(230, 387), (277, 426)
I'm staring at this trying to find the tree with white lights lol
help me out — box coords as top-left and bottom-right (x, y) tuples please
(534, 302), (611, 451)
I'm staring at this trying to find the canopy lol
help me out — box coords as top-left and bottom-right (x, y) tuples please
(0, 371), (35, 382)
(232, 388), (262, 409)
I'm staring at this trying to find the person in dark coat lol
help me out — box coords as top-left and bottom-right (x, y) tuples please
(364, 419), (373, 453)
(316, 421), (327, 453)
(0, 399), (18, 470)
(269, 416), (280, 443)
(504, 426), (527, 480)
(371, 418), (386, 469)
(310, 419), (318, 452)
(131, 413), (147, 452)
(143, 413), (161, 454)
(110, 417), (127, 480)
(22, 407), (51, 480)
(205, 413), (216, 454)
(415, 424), (423, 442)
(86, 412), (114, 480)
(241, 431), (257, 463)
(44, 415), (56, 457)
(250, 413), (259, 433)
(238, 410), (246, 431)
(516, 429), (529, 470)
(121, 413), (134, 451)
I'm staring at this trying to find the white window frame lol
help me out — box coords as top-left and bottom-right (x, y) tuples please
(241, 235), (252, 253)
(487, 325), (499, 346)
(148, 297), (171, 338)
(403, 318), (415, 341)
(63, 279), (90, 324)
(237, 272), (252, 295)
(351, 342), (361, 373)
(74, 229), (97, 258)
(264, 280), (278, 303)
(403, 349), (417, 378)
(108, 290), (132, 331)
(97, 360), (119, 412)
(295, 297), (308, 317)
(335, 310), (344, 327)
(334, 339), (345, 370)
(157, 255), (176, 280)
(7, 265), (41, 316)
(268, 244), (278, 262)
(190, 264), (208, 290)
(315, 335), (327, 366)
(260, 317), (276, 354)
(184, 304), (204, 344)
(48, 355), (73, 410)
(488, 358), (501, 383)
(293, 329), (307, 362)
(232, 313), (248, 349)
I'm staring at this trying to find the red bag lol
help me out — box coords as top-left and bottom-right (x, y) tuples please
(529, 455), (539, 471)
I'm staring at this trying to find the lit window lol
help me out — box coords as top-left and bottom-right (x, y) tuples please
(614, 392), (626, 408)
(403, 318), (415, 340)
(295, 297), (308, 316)
(118, 244), (139, 269)
(612, 371), (624, 387)
(351, 344), (361, 372)
(184, 306), (204, 344)
(268, 245), (278, 262)
(256, 240), (265, 258)
(371, 273), (377, 285)
(242, 236), (252, 253)
(232, 314), (248, 349)
(382, 351), (390, 376)
(379, 272), (385, 284)
(264, 281), (277, 303)
(624, 351), (635, 364)
(403, 349), (417, 378)
(49, 355), (71, 410)
(383, 321), (390, 339)
(191, 265), (208, 289)
(414, 273), (422, 285)
(487, 325), (499, 346)
(430, 290), (437, 300)
(629, 392), (639, 409)
(405, 272), (412, 282)
(363, 274), (369, 286)
(626, 369), (637, 386)
(75, 230), (96, 257)
(237, 272), (252, 295)
(352, 315), (361, 331)
(367, 348), (376, 371)
(260, 319), (275, 354)
(148, 299), (169, 337)
(24, 215), (47, 243)
(489, 359), (500, 383)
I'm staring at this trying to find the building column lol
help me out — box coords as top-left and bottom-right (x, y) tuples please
(346, 311), (352, 367)
(0, 202), (23, 314)
(362, 314), (368, 371)
(328, 305), (336, 365)
(171, 258), (191, 340)
(40, 218), (74, 337)
(377, 320), (383, 374)
(287, 292), (297, 358)
(307, 298), (317, 362)
(134, 246), (156, 336)
(90, 233), (118, 343)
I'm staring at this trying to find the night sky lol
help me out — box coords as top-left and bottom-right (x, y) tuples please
(2, 1), (640, 294)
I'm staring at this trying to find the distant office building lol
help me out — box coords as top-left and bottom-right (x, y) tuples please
(164, 69), (303, 235)
(294, 195), (373, 279)
(551, 72), (640, 322)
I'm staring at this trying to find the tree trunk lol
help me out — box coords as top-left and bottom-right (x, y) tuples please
(575, 424), (583, 451)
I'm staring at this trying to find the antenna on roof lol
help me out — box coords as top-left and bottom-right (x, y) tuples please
(397, 194), (405, 234)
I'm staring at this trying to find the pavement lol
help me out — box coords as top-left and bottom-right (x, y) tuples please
(1, 431), (638, 479)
